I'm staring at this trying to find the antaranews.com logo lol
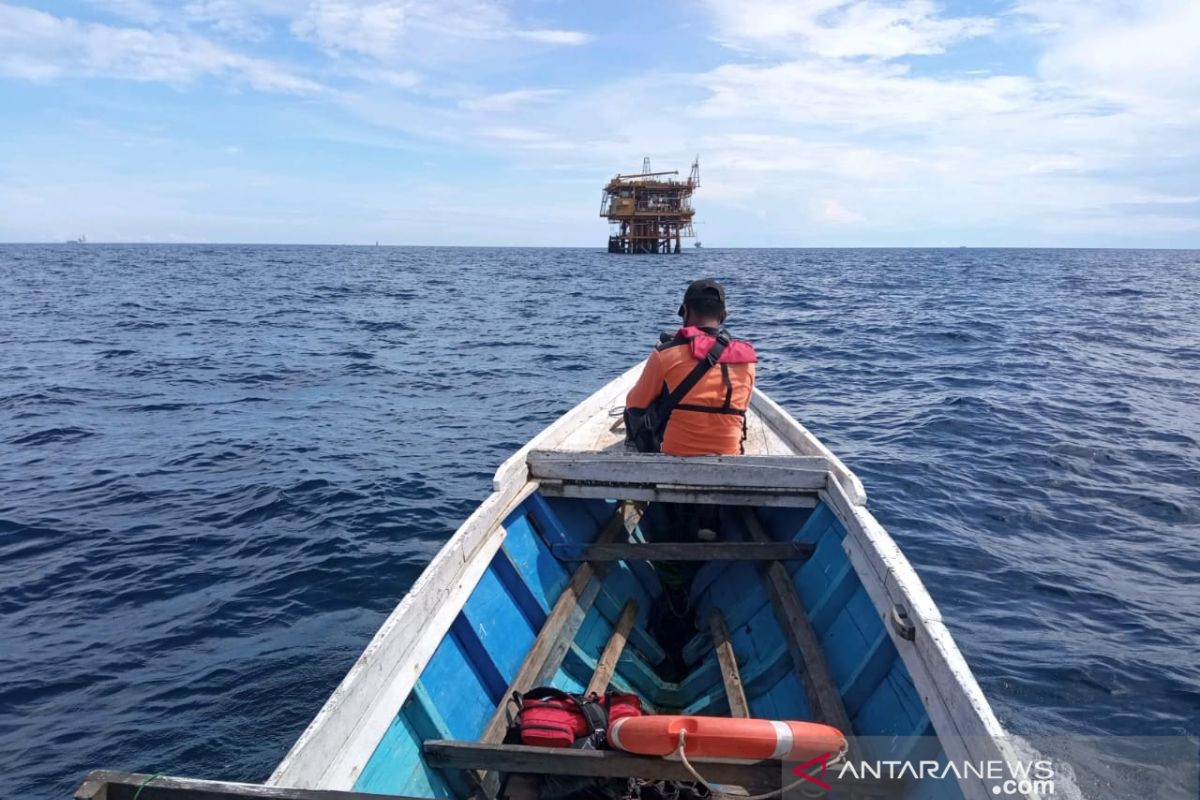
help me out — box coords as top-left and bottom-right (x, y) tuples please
(782, 736), (1199, 800)
(791, 754), (1055, 795)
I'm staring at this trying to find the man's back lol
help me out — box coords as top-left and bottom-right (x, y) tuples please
(625, 325), (756, 456)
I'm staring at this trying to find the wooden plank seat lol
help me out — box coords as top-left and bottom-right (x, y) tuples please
(528, 451), (827, 507)
(551, 541), (815, 562)
(527, 451), (831, 488)
(424, 741), (894, 797)
(537, 482), (821, 508)
(426, 741), (779, 791)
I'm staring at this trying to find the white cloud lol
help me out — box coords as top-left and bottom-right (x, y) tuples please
(337, 65), (422, 87)
(291, 0), (590, 61)
(680, 57), (1195, 233)
(691, 59), (1042, 132)
(184, 0), (272, 41)
(89, 0), (164, 26)
(1019, 0), (1200, 118)
(293, 1), (467, 59)
(704, 0), (993, 59)
(514, 29), (591, 45)
(820, 199), (865, 224)
(700, 135), (913, 182)
(460, 88), (565, 112)
(0, 3), (320, 92)
(479, 125), (576, 150)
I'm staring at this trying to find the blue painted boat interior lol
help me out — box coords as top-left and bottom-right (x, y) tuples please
(352, 492), (963, 800)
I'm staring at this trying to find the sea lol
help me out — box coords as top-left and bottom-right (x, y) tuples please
(1, 245), (1197, 799)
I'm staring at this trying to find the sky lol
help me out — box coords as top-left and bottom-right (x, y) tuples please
(1, 0), (1198, 247)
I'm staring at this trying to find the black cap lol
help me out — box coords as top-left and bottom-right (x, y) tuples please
(678, 278), (726, 317)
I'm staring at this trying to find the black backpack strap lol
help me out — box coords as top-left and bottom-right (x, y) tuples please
(579, 698), (609, 737)
(573, 694), (610, 749)
(502, 690), (525, 744)
(521, 687), (572, 703)
(673, 403), (745, 416)
(660, 330), (731, 416)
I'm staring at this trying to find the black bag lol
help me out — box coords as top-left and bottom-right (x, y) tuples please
(624, 331), (731, 453)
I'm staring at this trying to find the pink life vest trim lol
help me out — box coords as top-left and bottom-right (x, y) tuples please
(676, 326), (758, 364)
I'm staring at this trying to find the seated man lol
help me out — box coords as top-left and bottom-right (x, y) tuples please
(625, 277), (758, 457)
(624, 279), (757, 665)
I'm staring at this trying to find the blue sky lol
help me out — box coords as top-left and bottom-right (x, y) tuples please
(1, 0), (1197, 246)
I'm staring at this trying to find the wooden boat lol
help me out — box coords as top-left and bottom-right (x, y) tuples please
(78, 365), (1025, 800)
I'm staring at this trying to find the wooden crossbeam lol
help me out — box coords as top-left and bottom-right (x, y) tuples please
(738, 509), (855, 742)
(537, 481), (819, 509)
(586, 599), (638, 696)
(553, 541), (813, 562)
(74, 772), (424, 800)
(527, 451), (830, 491)
(425, 741), (778, 791)
(425, 742), (894, 796)
(709, 609), (751, 718)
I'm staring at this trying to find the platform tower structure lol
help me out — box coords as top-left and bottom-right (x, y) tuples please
(600, 157), (700, 254)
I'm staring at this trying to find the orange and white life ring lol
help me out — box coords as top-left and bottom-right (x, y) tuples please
(608, 715), (845, 762)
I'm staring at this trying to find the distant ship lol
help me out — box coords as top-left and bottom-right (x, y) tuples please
(65, 234), (87, 244)
(694, 241), (702, 249)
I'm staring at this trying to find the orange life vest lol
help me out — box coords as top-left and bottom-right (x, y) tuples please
(624, 327), (757, 456)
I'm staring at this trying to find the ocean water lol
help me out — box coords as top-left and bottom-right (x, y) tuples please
(1, 245), (1197, 799)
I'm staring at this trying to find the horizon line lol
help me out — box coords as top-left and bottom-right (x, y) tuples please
(3, 242), (1199, 251)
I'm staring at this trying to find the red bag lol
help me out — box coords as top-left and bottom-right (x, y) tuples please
(514, 688), (642, 749)
(517, 689), (590, 748)
(607, 692), (642, 724)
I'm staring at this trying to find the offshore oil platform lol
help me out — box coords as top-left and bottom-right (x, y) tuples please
(600, 157), (699, 253)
